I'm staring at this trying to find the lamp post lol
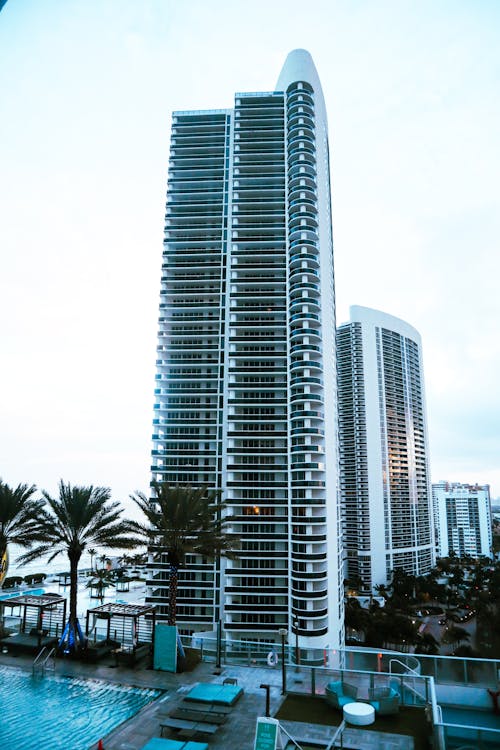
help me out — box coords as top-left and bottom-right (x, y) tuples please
(259, 683), (271, 717)
(293, 618), (300, 672)
(278, 628), (288, 695)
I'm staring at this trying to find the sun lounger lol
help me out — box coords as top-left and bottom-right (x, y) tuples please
(141, 739), (209, 750)
(181, 700), (232, 715)
(160, 717), (219, 738)
(184, 682), (243, 706)
(170, 708), (227, 725)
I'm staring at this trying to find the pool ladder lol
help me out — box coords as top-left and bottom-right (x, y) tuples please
(32, 646), (56, 675)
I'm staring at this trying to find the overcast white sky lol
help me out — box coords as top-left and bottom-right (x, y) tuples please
(1, 0), (499, 510)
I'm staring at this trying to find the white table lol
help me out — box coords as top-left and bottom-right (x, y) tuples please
(343, 701), (375, 726)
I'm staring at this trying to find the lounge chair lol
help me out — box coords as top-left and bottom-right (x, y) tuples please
(325, 680), (358, 709)
(368, 686), (400, 715)
(141, 739), (209, 750)
(184, 682), (243, 706)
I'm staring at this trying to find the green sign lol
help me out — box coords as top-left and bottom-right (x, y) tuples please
(254, 718), (280, 750)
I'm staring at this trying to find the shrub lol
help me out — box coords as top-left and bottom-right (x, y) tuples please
(2, 576), (23, 589)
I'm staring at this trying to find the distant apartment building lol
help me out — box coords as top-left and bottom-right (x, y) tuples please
(433, 481), (493, 558)
(337, 306), (435, 593)
(147, 49), (343, 652)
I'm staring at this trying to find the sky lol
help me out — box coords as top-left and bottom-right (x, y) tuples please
(1, 0), (500, 512)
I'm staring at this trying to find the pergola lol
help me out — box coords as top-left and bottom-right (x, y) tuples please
(85, 602), (155, 646)
(0, 593), (66, 651)
(85, 602), (156, 663)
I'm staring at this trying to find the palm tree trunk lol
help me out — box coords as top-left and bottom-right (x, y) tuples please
(68, 550), (81, 632)
(0, 542), (8, 588)
(169, 564), (178, 626)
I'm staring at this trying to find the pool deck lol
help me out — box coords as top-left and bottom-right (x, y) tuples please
(0, 651), (416, 750)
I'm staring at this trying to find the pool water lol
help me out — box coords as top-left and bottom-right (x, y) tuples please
(0, 665), (162, 750)
(0, 587), (45, 600)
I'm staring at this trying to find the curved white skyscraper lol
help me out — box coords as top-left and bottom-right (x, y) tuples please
(337, 306), (435, 593)
(148, 50), (343, 653)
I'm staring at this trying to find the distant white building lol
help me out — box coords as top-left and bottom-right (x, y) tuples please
(433, 481), (493, 558)
(337, 306), (435, 593)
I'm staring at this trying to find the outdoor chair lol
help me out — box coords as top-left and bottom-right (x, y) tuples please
(368, 686), (400, 715)
(325, 681), (358, 709)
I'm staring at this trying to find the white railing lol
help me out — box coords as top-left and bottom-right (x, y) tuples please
(389, 657), (420, 676)
(325, 719), (345, 749)
(32, 646), (56, 675)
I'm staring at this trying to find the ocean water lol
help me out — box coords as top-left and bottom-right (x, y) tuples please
(6, 544), (126, 580)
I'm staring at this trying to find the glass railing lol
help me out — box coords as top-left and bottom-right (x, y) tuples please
(178, 634), (500, 748)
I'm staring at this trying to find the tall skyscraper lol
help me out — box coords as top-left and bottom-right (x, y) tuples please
(337, 306), (435, 593)
(148, 50), (343, 652)
(433, 481), (492, 559)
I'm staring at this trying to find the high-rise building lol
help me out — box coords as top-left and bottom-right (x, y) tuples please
(433, 481), (492, 559)
(337, 306), (435, 593)
(147, 50), (343, 652)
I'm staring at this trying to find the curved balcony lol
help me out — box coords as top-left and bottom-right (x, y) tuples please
(287, 101), (314, 120)
(288, 111), (315, 129)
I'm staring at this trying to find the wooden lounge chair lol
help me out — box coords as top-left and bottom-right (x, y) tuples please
(160, 717), (219, 739)
(169, 707), (227, 725)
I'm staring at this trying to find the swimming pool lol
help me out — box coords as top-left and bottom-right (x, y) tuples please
(0, 664), (162, 750)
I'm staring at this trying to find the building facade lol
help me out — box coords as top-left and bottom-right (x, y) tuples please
(337, 306), (435, 593)
(433, 481), (492, 559)
(147, 50), (343, 651)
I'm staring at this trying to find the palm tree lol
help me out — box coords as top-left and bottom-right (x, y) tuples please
(345, 597), (369, 641)
(442, 625), (470, 651)
(86, 567), (115, 602)
(131, 482), (238, 627)
(415, 632), (440, 655)
(88, 547), (97, 573)
(17, 480), (141, 652)
(0, 479), (43, 588)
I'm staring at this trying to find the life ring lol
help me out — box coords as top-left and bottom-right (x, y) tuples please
(267, 650), (279, 667)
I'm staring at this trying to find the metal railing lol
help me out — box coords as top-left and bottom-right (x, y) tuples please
(32, 646), (56, 675)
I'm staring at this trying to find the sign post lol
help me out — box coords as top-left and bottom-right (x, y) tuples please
(254, 717), (282, 750)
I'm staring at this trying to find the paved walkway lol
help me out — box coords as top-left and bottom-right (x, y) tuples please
(0, 651), (414, 750)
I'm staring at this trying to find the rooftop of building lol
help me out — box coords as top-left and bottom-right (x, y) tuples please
(1, 641), (499, 749)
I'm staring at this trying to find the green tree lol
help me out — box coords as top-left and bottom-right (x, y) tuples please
(415, 632), (440, 655)
(0, 479), (42, 587)
(131, 482), (238, 626)
(88, 547), (97, 573)
(86, 567), (115, 602)
(442, 625), (470, 651)
(389, 569), (417, 607)
(345, 597), (369, 641)
(17, 480), (140, 652)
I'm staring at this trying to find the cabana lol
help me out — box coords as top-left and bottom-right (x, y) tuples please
(0, 593), (66, 653)
(85, 602), (156, 664)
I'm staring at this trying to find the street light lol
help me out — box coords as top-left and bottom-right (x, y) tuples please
(293, 618), (300, 672)
(278, 628), (288, 695)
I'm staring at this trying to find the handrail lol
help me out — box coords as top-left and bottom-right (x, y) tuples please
(389, 658), (420, 676)
(325, 719), (345, 749)
(276, 722), (305, 750)
(32, 646), (56, 675)
(42, 647), (56, 672)
(32, 647), (47, 671)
